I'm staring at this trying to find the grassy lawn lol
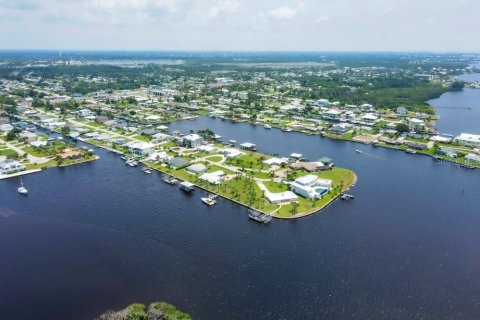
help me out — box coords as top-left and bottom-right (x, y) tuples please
(207, 164), (234, 174)
(25, 159), (57, 170)
(264, 181), (289, 193)
(133, 135), (152, 142)
(226, 153), (270, 170)
(205, 155), (223, 162)
(0, 148), (18, 157)
(22, 146), (47, 157)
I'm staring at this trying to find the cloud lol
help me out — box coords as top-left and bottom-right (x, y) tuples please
(86, 0), (182, 13)
(208, 0), (240, 18)
(0, 0), (41, 11)
(268, 6), (298, 20)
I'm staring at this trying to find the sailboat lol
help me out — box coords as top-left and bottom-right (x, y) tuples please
(18, 178), (28, 195)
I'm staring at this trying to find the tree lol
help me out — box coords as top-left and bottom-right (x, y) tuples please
(451, 81), (465, 91)
(395, 123), (410, 133)
(60, 126), (71, 136)
(6, 128), (21, 141)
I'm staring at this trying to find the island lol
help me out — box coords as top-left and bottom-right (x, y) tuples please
(96, 301), (191, 320)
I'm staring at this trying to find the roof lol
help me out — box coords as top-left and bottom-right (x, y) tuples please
(456, 133), (480, 142)
(186, 163), (207, 173)
(183, 133), (202, 141)
(295, 174), (318, 186)
(168, 158), (190, 168)
(318, 157), (333, 164)
(265, 191), (298, 203)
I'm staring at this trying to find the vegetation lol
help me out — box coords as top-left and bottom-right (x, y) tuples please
(96, 301), (191, 320)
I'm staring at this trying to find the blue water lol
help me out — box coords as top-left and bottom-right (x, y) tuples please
(429, 88), (480, 135)
(1, 100), (480, 319)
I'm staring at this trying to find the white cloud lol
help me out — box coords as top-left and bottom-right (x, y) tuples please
(86, 0), (181, 13)
(268, 6), (297, 20)
(208, 1), (240, 18)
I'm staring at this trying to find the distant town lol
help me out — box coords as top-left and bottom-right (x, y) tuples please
(1, 52), (479, 218)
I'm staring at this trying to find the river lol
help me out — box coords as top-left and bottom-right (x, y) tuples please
(1, 95), (480, 319)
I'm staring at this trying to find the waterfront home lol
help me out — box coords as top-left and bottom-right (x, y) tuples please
(430, 135), (453, 143)
(454, 133), (480, 148)
(404, 141), (428, 150)
(0, 123), (13, 133)
(0, 159), (25, 175)
(147, 151), (169, 162)
(197, 145), (218, 153)
(199, 171), (224, 185)
(360, 113), (379, 124)
(407, 118), (425, 131)
(182, 134), (203, 148)
(435, 146), (458, 157)
(263, 157), (289, 166)
(127, 142), (155, 156)
(152, 133), (172, 142)
(186, 163), (207, 175)
(290, 175), (333, 200)
(329, 123), (349, 135)
(318, 157), (334, 167)
(322, 110), (341, 121)
(265, 191), (298, 204)
(220, 148), (244, 158)
(240, 142), (256, 151)
(18, 131), (38, 142)
(290, 162), (329, 172)
(465, 153), (480, 164)
(168, 157), (190, 169)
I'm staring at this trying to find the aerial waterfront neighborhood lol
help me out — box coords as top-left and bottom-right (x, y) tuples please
(1, 53), (480, 219)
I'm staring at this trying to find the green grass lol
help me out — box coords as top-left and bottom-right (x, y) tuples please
(205, 155), (223, 162)
(0, 148), (18, 157)
(133, 134), (152, 142)
(22, 146), (47, 157)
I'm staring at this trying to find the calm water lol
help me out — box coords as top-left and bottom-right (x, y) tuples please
(429, 88), (480, 135)
(1, 106), (480, 318)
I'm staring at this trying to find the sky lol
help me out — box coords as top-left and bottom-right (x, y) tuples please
(0, 0), (478, 52)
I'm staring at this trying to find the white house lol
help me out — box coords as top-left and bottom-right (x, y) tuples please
(361, 113), (379, 124)
(265, 191), (298, 204)
(465, 153), (480, 163)
(127, 142), (155, 156)
(322, 110), (341, 121)
(454, 133), (480, 148)
(182, 134), (203, 148)
(407, 118), (425, 131)
(199, 171), (225, 185)
(290, 175), (333, 200)
(0, 159), (25, 175)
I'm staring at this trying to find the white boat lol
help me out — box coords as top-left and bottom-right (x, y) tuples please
(355, 149), (363, 154)
(143, 167), (152, 174)
(201, 194), (217, 206)
(264, 124), (272, 129)
(18, 178), (28, 195)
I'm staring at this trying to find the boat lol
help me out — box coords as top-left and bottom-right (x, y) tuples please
(405, 148), (417, 154)
(17, 178), (28, 195)
(341, 193), (355, 200)
(355, 149), (363, 154)
(282, 127), (293, 132)
(179, 181), (195, 192)
(248, 209), (272, 224)
(143, 167), (152, 174)
(201, 194), (217, 206)
(163, 175), (178, 185)
(120, 155), (128, 161)
(126, 159), (138, 167)
(264, 124), (272, 129)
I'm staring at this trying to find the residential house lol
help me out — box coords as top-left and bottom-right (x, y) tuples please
(454, 133), (480, 148)
(182, 134), (203, 148)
